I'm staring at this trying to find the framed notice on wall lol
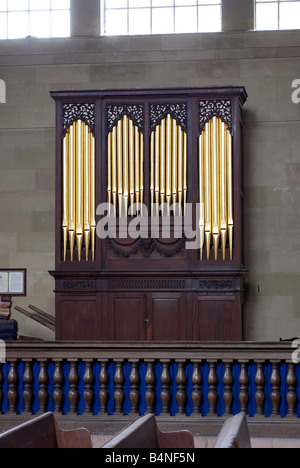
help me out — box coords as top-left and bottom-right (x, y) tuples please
(0, 269), (26, 296)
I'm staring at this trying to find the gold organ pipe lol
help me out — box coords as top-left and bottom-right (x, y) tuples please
(227, 129), (234, 260)
(75, 120), (84, 262)
(204, 121), (211, 260)
(62, 121), (95, 263)
(220, 121), (227, 261)
(108, 114), (189, 222)
(199, 133), (205, 260)
(155, 125), (160, 215)
(150, 115), (187, 217)
(135, 126), (140, 215)
(62, 131), (69, 262)
(172, 119), (178, 208)
(84, 125), (90, 261)
(129, 119), (135, 217)
(199, 117), (233, 261)
(177, 127), (183, 214)
(140, 133), (144, 216)
(89, 130), (96, 262)
(123, 115), (129, 217)
(166, 114), (172, 214)
(112, 126), (117, 217)
(108, 116), (144, 218)
(150, 131), (155, 214)
(117, 118), (123, 217)
(183, 131), (187, 215)
(212, 116), (220, 260)
(107, 131), (112, 217)
(160, 118), (166, 213)
(69, 123), (76, 261)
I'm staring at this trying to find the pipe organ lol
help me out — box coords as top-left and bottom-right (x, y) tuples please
(150, 114), (187, 216)
(62, 120), (96, 262)
(107, 115), (144, 217)
(50, 87), (247, 342)
(199, 117), (233, 261)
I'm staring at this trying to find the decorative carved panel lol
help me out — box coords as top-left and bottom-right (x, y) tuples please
(63, 103), (95, 137)
(107, 104), (144, 133)
(150, 103), (187, 132)
(199, 99), (232, 135)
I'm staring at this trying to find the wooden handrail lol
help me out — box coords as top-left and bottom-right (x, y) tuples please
(4, 340), (296, 360)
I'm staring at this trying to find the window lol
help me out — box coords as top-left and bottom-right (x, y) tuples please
(101, 0), (221, 36)
(256, 0), (300, 30)
(0, 0), (70, 39)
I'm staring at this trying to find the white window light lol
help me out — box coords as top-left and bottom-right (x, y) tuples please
(0, 0), (70, 40)
(101, 0), (222, 36)
(256, 0), (300, 30)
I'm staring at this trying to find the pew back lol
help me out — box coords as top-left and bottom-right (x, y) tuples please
(0, 412), (93, 449)
(213, 413), (252, 449)
(102, 414), (195, 449)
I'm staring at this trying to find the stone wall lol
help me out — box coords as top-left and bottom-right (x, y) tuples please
(0, 29), (300, 340)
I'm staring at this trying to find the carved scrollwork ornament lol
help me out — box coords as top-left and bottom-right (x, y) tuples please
(63, 280), (95, 290)
(108, 236), (186, 259)
(199, 99), (232, 135)
(150, 103), (187, 132)
(107, 104), (144, 133)
(62, 103), (95, 137)
(198, 279), (234, 290)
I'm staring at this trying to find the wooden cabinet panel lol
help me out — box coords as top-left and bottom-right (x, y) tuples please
(56, 296), (99, 341)
(107, 294), (146, 341)
(197, 295), (242, 341)
(106, 292), (187, 342)
(148, 293), (186, 341)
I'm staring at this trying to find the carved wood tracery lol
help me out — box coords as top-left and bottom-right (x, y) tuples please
(107, 104), (144, 134)
(199, 99), (232, 135)
(150, 103), (187, 132)
(63, 103), (95, 137)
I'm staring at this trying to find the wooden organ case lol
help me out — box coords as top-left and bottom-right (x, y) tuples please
(50, 87), (247, 341)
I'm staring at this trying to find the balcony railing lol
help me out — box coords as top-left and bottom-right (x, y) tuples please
(1, 341), (299, 426)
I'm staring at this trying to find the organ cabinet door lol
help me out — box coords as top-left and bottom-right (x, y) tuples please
(50, 87), (248, 342)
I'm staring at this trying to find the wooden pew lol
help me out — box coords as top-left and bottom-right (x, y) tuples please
(213, 413), (252, 449)
(102, 414), (195, 449)
(0, 412), (93, 449)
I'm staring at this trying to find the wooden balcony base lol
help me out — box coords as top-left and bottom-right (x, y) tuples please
(1, 340), (300, 439)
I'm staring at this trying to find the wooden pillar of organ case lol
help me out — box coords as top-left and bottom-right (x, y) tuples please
(50, 87), (247, 342)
